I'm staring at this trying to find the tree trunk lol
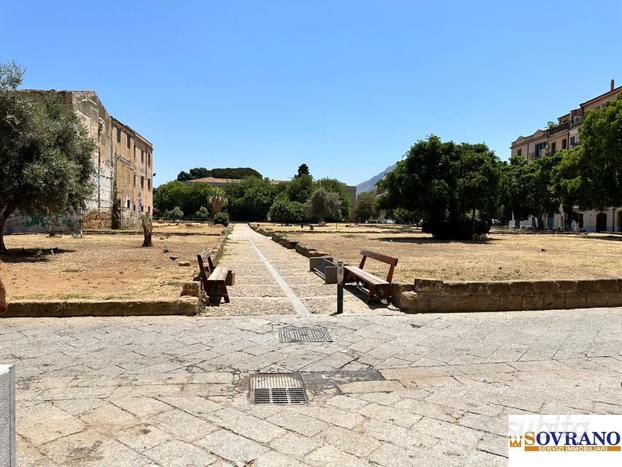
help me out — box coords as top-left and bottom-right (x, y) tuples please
(0, 207), (12, 253)
(141, 216), (153, 247)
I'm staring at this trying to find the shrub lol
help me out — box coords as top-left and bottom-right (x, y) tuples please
(164, 206), (184, 220)
(422, 219), (490, 240)
(213, 212), (229, 226)
(268, 197), (305, 224)
(195, 206), (210, 219)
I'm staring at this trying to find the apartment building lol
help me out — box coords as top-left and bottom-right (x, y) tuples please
(510, 80), (622, 232)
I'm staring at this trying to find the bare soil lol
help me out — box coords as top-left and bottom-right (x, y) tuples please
(259, 223), (622, 282)
(1, 227), (224, 301)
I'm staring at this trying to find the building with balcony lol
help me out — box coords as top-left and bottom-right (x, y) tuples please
(510, 80), (622, 232)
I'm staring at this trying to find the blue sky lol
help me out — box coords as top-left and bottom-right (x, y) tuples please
(2, 1), (621, 186)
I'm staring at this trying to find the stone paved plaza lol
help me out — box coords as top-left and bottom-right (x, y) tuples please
(3, 224), (622, 466)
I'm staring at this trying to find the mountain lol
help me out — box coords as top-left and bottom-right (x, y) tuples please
(356, 163), (396, 196)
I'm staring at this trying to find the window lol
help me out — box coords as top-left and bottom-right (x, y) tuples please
(141, 149), (144, 164)
(127, 134), (131, 149)
(517, 149), (522, 157)
(140, 205), (144, 213)
(126, 199), (131, 209)
(535, 142), (547, 158)
(570, 136), (576, 147)
(148, 179), (151, 190)
(141, 176), (144, 189)
(133, 175), (136, 187)
(551, 142), (556, 154)
(562, 138), (567, 150)
(148, 153), (151, 166)
(147, 206), (151, 214)
(117, 128), (121, 143)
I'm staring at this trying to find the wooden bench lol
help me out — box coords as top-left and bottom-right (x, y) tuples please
(196, 251), (234, 306)
(341, 250), (398, 303)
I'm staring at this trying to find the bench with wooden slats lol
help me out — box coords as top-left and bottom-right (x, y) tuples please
(196, 250), (234, 306)
(342, 250), (398, 303)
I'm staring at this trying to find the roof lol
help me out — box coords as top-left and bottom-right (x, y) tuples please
(110, 116), (153, 147)
(580, 85), (622, 109)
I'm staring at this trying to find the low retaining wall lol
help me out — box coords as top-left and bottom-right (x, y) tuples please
(400, 278), (622, 313)
(3, 298), (197, 318)
(0, 364), (15, 467)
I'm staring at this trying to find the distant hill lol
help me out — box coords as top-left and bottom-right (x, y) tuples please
(356, 163), (396, 196)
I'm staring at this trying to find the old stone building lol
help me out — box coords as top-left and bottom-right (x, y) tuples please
(5, 90), (153, 233)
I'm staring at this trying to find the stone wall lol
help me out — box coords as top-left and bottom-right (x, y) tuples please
(400, 278), (622, 313)
(0, 364), (15, 467)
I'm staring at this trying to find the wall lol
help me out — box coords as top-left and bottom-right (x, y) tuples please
(400, 277), (622, 313)
(0, 364), (16, 467)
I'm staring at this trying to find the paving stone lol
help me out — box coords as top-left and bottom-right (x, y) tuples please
(304, 444), (368, 467)
(144, 439), (217, 466)
(80, 402), (139, 429)
(358, 402), (422, 428)
(266, 411), (329, 437)
(338, 380), (405, 394)
(196, 429), (269, 464)
(18, 403), (86, 445)
(209, 407), (286, 443)
(115, 423), (173, 452)
(270, 432), (322, 458)
(320, 425), (382, 457)
(151, 408), (218, 442)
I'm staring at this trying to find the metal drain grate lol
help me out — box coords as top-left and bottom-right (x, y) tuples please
(279, 326), (332, 343)
(250, 373), (308, 405)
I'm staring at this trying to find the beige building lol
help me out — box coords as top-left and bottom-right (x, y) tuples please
(510, 80), (622, 232)
(6, 90), (153, 233)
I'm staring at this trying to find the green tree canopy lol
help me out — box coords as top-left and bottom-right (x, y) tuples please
(176, 167), (261, 181)
(296, 163), (310, 178)
(353, 192), (377, 222)
(268, 195), (305, 224)
(379, 136), (501, 239)
(0, 62), (95, 251)
(224, 177), (279, 221)
(304, 188), (342, 222)
(285, 173), (313, 203)
(153, 181), (220, 218)
(314, 178), (352, 219)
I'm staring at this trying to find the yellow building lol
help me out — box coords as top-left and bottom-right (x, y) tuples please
(510, 80), (622, 232)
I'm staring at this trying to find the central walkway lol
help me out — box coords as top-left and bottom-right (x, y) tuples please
(215, 223), (392, 316)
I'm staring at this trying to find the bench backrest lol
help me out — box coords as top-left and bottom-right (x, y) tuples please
(196, 251), (216, 288)
(359, 250), (398, 283)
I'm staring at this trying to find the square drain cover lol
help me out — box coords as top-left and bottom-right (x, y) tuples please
(279, 326), (332, 343)
(250, 373), (308, 405)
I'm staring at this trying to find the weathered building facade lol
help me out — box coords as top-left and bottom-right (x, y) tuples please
(5, 90), (153, 233)
(510, 80), (622, 232)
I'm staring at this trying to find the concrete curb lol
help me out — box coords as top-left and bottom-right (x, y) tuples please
(3, 298), (198, 318)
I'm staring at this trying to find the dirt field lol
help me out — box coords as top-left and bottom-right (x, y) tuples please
(1, 228), (224, 301)
(261, 224), (622, 282)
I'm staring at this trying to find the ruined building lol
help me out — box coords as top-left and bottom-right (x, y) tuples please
(6, 90), (153, 232)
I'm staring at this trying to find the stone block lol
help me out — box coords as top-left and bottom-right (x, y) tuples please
(429, 294), (479, 312)
(484, 281), (514, 296)
(555, 280), (578, 294)
(413, 278), (444, 293)
(399, 291), (430, 312)
(180, 282), (199, 297)
(390, 283), (414, 307)
(564, 292), (588, 309)
(521, 294), (545, 310)
(542, 293), (567, 310)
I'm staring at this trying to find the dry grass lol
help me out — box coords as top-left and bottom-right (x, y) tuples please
(269, 227), (622, 282)
(1, 230), (224, 301)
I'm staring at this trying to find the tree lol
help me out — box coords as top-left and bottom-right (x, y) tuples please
(154, 181), (219, 218)
(164, 206), (184, 219)
(379, 136), (501, 240)
(176, 170), (191, 181)
(268, 195), (305, 224)
(286, 174), (313, 203)
(315, 178), (352, 219)
(304, 188), (342, 222)
(176, 167), (262, 181)
(296, 163), (310, 178)
(209, 193), (227, 215)
(141, 214), (153, 247)
(353, 192), (377, 222)
(0, 62), (95, 252)
(224, 177), (279, 221)
(569, 94), (622, 209)
(195, 206), (210, 219)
